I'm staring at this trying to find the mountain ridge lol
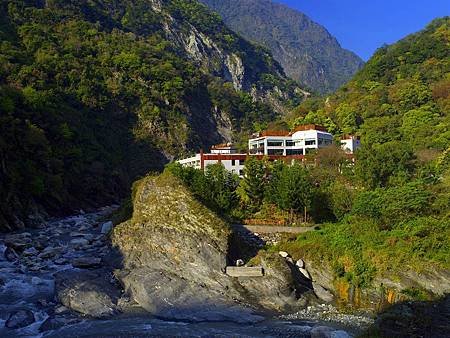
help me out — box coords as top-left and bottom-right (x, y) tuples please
(199, 0), (364, 94)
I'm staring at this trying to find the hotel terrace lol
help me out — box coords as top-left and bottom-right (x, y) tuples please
(178, 124), (360, 176)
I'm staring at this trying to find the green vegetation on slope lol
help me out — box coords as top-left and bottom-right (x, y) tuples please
(287, 17), (450, 189)
(0, 0), (303, 230)
(169, 149), (450, 290)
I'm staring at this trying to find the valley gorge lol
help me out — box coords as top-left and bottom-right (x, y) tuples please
(0, 0), (306, 231)
(0, 0), (449, 337)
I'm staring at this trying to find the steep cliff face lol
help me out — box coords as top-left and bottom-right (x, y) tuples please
(111, 172), (316, 321)
(150, 0), (306, 112)
(199, 0), (365, 94)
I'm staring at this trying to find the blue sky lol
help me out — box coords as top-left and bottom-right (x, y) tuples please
(276, 0), (449, 60)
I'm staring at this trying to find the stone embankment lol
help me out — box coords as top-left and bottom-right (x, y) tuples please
(238, 224), (315, 234)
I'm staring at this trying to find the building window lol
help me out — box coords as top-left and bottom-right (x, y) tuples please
(268, 149), (284, 155)
(232, 160), (236, 166)
(305, 139), (316, 146)
(239, 159), (245, 165)
(267, 140), (284, 147)
(319, 138), (333, 146)
(286, 149), (303, 155)
(286, 140), (295, 147)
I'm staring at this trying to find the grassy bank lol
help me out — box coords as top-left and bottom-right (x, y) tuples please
(273, 215), (450, 289)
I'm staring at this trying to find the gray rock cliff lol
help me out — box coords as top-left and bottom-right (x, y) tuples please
(111, 172), (315, 321)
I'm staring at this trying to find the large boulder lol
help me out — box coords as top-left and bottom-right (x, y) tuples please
(4, 233), (32, 252)
(101, 221), (113, 234)
(310, 326), (351, 338)
(5, 310), (35, 329)
(71, 257), (102, 269)
(111, 173), (307, 321)
(55, 270), (120, 318)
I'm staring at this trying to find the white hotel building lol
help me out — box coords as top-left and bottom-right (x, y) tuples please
(248, 124), (333, 156)
(178, 125), (359, 175)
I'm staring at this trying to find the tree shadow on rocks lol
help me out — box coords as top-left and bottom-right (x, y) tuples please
(227, 224), (265, 265)
(361, 294), (450, 337)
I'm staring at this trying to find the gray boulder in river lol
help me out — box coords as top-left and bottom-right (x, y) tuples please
(55, 269), (120, 318)
(111, 172), (316, 322)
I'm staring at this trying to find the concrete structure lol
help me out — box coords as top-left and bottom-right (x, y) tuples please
(177, 125), (359, 175)
(248, 125), (333, 156)
(178, 152), (301, 177)
(178, 143), (244, 174)
(210, 143), (238, 154)
(178, 153), (201, 169)
(340, 135), (361, 154)
(225, 266), (264, 277)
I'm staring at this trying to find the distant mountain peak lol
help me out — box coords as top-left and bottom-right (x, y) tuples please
(199, 0), (365, 94)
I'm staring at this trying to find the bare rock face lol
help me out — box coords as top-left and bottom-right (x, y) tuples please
(304, 258), (450, 311)
(111, 172), (308, 322)
(5, 310), (35, 329)
(55, 270), (120, 318)
(71, 257), (102, 269)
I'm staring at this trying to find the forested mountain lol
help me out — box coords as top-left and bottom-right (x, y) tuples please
(288, 16), (449, 188)
(0, 0), (306, 230)
(199, 0), (364, 94)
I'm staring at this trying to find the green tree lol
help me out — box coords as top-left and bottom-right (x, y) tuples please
(400, 106), (439, 150)
(329, 181), (355, 221)
(272, 162), (314, 223)
(355, 141), (415, 188)
(204, 163), (239, 213)
(237, 157), (267, 213)
(352, 181), (432, 226)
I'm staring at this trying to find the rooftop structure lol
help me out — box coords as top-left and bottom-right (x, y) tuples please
(210, 143), (238, 154)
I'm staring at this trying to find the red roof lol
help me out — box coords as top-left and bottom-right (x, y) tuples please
(290, 124), (328, 133)
(252, 125), (329, 139)
(259, 130), (290, 137)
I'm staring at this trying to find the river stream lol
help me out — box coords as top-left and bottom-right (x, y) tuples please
(0, 208), (372, 337)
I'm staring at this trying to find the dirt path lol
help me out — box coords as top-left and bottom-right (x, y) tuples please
(233, 224), (315, 234)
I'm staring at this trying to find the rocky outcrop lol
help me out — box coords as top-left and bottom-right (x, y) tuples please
(111, 172), (313, 322)
(292, 257), (450, 312)
(55, 269), (121, 318)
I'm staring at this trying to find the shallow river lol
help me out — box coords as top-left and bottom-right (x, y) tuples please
(0, 208), (372, 337)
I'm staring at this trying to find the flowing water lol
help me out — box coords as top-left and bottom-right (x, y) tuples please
(0, 208), (372, 337)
